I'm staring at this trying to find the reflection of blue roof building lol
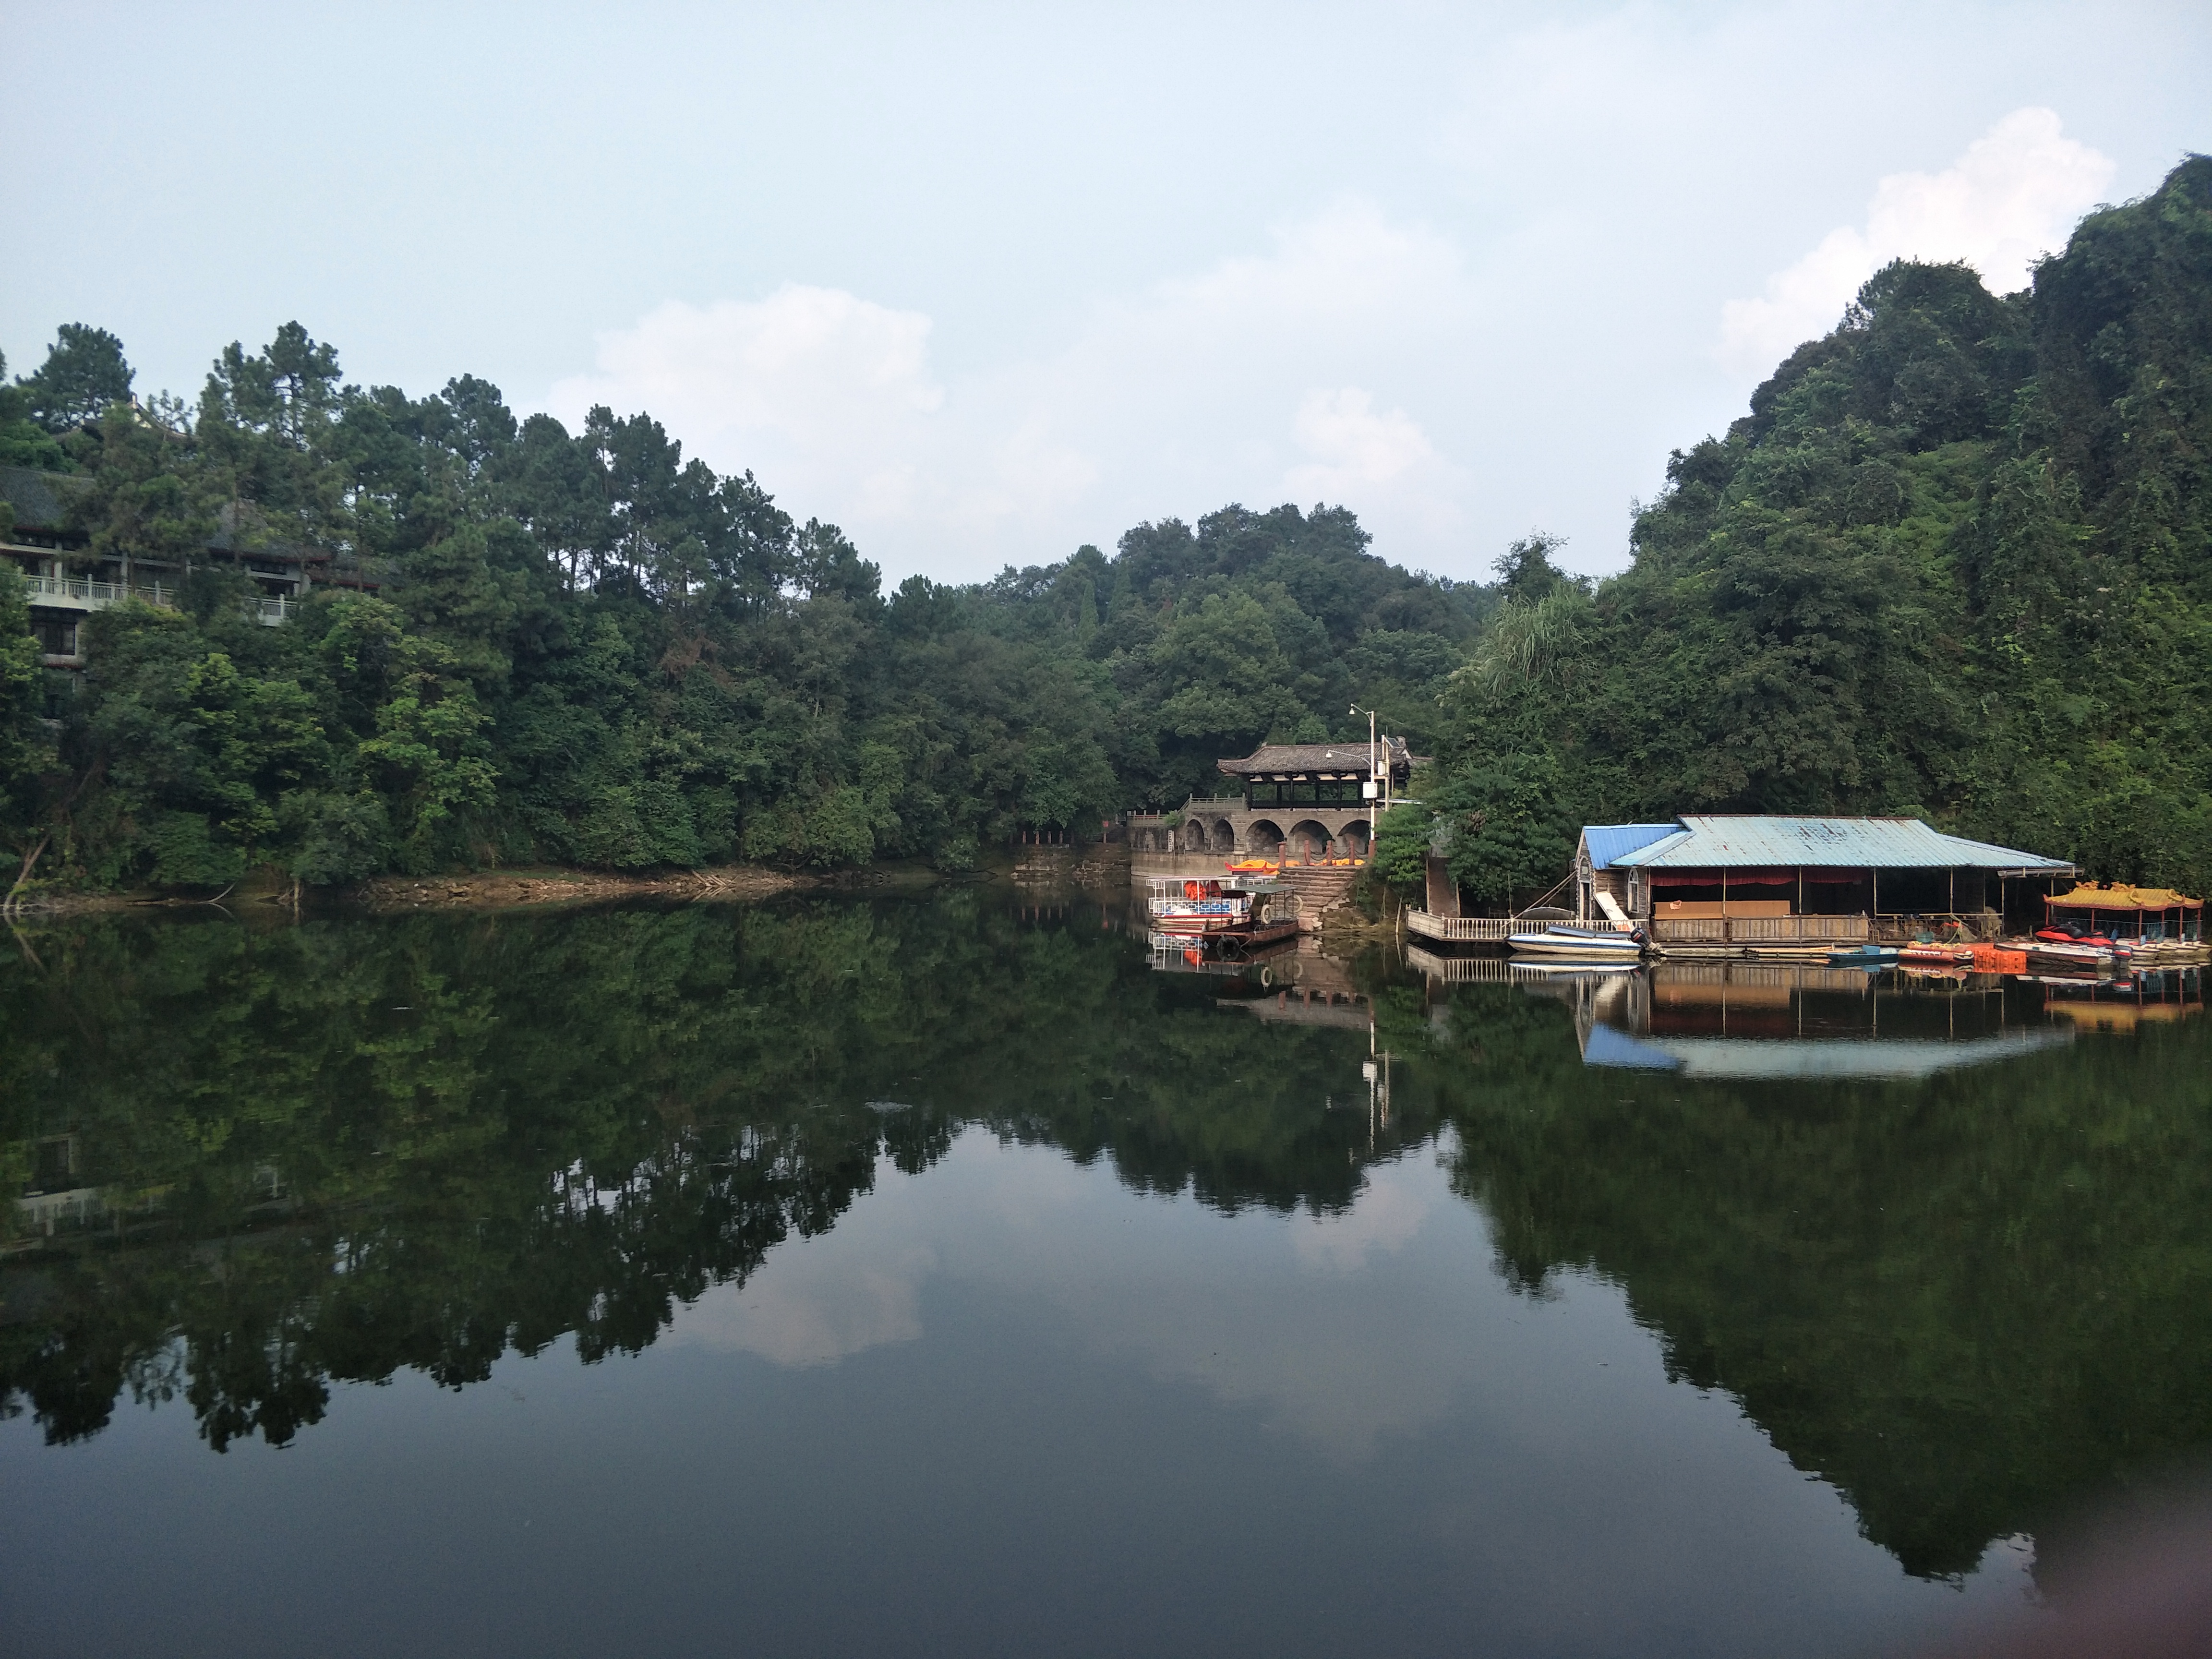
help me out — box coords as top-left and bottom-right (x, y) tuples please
(1574, 816), (2074, 948)
(1520, 960), (2076, 1081)
(1583, 1021), (2070, 1080)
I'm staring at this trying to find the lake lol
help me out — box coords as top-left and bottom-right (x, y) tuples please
(4, 890), (2208, 1657)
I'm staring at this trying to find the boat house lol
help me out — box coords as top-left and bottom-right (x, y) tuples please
(1576, 815), (2076, 947)
(1129, 739), (1415, 859)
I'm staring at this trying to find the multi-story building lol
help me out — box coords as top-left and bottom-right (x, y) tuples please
(1, 463), (325, 676)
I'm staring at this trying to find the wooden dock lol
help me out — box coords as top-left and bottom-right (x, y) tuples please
(1406, 912), (1516, 945)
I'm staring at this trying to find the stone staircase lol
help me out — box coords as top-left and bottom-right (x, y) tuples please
(1274, 865), (1361, 928)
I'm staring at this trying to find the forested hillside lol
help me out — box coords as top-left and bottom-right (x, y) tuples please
(3, 156), (2207, 897)
(0, 332), (1482, 890)
(1394, 155), (2212, 900)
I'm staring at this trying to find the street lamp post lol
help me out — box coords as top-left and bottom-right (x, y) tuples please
(1350, 703), (1385, 816)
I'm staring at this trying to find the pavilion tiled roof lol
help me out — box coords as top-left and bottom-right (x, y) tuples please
(1218, 737), (1415, 775)
(0, 465), (90, 533)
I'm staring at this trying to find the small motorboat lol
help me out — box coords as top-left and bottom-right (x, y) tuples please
(2027, 939), (2128, 971)
(1898, 943), (1976, 968)
(1827, 944), (1900, 967)
(2036, 926), (2126, 951)
(1509, 924), (1644, 957)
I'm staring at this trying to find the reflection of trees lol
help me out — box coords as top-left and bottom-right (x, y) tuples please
(14, 906), (2205, 1589)
(1386, 977), (2212, 1580)
(0, 898), (1410, 1451)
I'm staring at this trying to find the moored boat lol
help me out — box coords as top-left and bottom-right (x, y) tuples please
(1145, 874), (1301, 945)
(2026, 939), (2128, 972)
(1897, 943), (1975, 968)
(1509, 925), (1645, 958)
(1827, 944), (1901, 968)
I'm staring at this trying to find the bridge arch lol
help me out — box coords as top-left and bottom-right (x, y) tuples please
(1244, 817), (1284, 855)
(1286, 818), (1332, 859)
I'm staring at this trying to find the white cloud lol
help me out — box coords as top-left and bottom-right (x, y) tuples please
(552, 286), (946, 517)
(548, 203), (1476, 577)
(672, 1238), (936, 1369)
(1289, 1154), (1433, 1275)
(1285, 387), (1437, 499)
(1719, 108), (2115, 378)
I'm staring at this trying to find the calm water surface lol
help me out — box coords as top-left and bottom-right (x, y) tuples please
(3, 891), (2208, 1656)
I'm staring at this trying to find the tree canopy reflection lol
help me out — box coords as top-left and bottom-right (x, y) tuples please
(0, 897), (1421, 1450)
(1375, 972), (2212, 1579)
(5, 897), (2209, 1586)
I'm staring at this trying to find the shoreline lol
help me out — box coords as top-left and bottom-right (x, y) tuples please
(352, 865), (813, 912)
(6, 862), (840, 919)
(1, 849), (1132, 921)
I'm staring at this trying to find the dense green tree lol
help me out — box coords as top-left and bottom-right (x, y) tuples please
(10, 158), (2209, 896)
(0, 562), (58, 901)
(20, 324), (134, 433)
(3, 324), (1479, 888)
(1395, 157), (2212, 900)
(0, 351), (72, 469)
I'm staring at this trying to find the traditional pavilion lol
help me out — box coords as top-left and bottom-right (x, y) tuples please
(1575, 815), (2076, 945)
(2044, 881), (2203, 943)
(1129, 739), (1416, 857)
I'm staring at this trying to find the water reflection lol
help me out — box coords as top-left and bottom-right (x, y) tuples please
(1403, 950), (2204, 1079)
(2, 898), (1431, 1455)
(1577, 963), (2081, 1079)
(1395, 950), (2212, 1580)
(4, 893), (2210, 1613)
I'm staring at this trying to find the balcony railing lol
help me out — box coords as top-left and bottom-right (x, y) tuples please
(23, 574), (178, 611)
(21, 575), (298, 636)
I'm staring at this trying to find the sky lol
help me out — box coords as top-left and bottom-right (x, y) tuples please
(6, 1), (2206, 585)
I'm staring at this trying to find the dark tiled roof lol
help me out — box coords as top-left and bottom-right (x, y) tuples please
(1218, 737), (1414, 775)
(0, 464), (90, 532)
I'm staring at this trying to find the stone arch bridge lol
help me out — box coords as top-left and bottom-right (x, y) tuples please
(1127, 739), (1413, 862)
(1131, 801), (1373, 860)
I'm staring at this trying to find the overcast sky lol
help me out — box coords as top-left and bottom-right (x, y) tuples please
(7, 1), (2206, 584)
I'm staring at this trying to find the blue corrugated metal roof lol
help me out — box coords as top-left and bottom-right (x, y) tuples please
(1609, 816), (2072, 871)
(1580, 824), (1681, 870)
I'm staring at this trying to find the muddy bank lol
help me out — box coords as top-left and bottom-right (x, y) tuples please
(354, 866), (807, 912)
(7, 858), (967, 920)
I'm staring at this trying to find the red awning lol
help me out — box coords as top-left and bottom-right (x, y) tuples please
(1652, 867), (1808, 887)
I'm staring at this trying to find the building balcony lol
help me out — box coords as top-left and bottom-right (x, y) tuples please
(26, 578), (296, 624)
(24, 574), (179, 613)
(246, 595), (298, 625)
